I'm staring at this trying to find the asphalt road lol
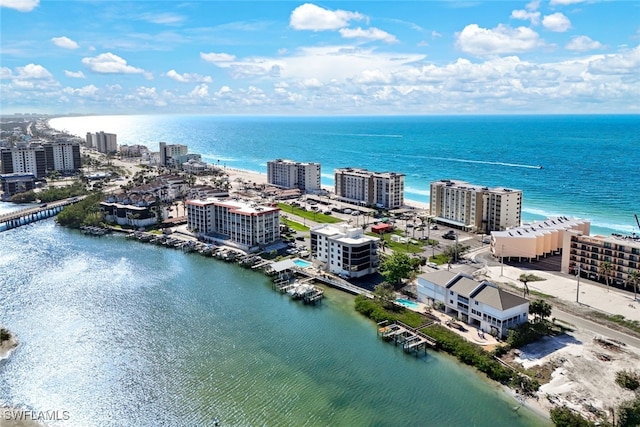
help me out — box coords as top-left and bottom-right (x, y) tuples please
(551, 308), (640, 350)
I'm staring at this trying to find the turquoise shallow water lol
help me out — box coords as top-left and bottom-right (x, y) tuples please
(50, 114), (640, 235)
(0, 220), (549, 426)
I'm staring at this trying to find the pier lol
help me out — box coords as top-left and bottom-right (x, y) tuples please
(292, 266), (374, 298)
(377, 320), (437, 355)
(0, 197), (85, 231)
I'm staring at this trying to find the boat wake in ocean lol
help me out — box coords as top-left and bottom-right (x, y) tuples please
(429, 157), (542, 169)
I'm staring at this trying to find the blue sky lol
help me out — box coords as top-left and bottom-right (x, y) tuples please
(1, 0), (638, 115)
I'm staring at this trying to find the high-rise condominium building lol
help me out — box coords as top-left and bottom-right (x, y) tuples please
(0, 141), (80, 178)
(334, 168), (404, 209)
(185, 198), (280, 252)
(86, 132), (117, 154)
(267, 159), (321, 192)
(430, 179), (522, 233)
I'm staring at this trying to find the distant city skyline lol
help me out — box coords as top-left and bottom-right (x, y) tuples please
(1, 1), (638, 115)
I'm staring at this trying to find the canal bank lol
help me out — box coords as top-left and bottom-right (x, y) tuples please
(0, 218), (549, 426)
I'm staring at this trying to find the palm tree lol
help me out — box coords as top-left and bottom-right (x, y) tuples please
(599, 261), (613, 292)
(628, 269), (640, 301)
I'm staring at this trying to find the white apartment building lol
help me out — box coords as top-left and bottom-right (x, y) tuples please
(267, 159), (321, 192)
(416, 271), (529, 338)
(46, 140), (81, 173)
(0, 141), (80, 178)
(159, 142), (188, 167)
(1, 143), (47, 178)
(310, 224), (379, 278)
(86, 132), (117, 154)
(491, 216), (590, 261)
(186, 198), (280, 252)
(561, 230), (640, 287)
(334, 168), (404, 209)
(430, 180), (522, 233)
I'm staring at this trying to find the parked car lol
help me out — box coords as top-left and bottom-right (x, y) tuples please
(442, 231), (456, 240)
(430, 225), (439, 230)
(295, 236), (305, 241)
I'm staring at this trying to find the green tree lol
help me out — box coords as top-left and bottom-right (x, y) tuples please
(549, 406), (595, 427)
(379, 252), (415, 289)
(529, 299), (552, 323)
(373, 283), (396, 310)
(599, 261), (613, 291)
(518, 273), (545, 297)
(617, 395), (640, 427)
(442, 243), (470, 264)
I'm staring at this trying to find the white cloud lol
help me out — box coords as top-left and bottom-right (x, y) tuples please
(64, 70), (86, 78)
(81, 52), (147, 75)
(200, 52), (237, 63)
(289, 3), (364, 31)
(51, 36), (79, 50)
(139, 12), (185, 25)
(550, 0), (585, 5)
(189, 84), (209, 98)
(588, 46), (640, 75)
(566, 36), (605, 52)
(299, 78), (323, 89)
(455, 24), (544, 56)
(1, 67), (13, 79)
(0, 0), (39, 12)
(542, 13), (571, 32)
(165, 69), (212, 83)
(63, 85), (99, 97)
(339, 27), (398, 43)
(431, 30), (442, 39)
(16, 63), (53, 79)
(511, 9), (540, 26)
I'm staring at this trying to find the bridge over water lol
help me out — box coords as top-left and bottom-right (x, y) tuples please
(0, 196), (85, 231)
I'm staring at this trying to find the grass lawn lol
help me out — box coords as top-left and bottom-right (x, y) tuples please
(277, 203), (342, 224)
(281, 217), (310, 232)
(376, 231), (426, 254)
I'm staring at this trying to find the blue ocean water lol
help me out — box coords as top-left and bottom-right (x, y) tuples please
(50, 115), (640, 235)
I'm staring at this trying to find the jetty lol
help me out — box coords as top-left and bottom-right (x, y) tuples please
(377, 320), (437, 355)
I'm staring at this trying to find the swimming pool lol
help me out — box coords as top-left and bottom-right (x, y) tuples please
(293, 259), (312, 268)
(396, 298), (419, 309)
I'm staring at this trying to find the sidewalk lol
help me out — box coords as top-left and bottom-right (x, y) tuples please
(481, 265), (640, 322)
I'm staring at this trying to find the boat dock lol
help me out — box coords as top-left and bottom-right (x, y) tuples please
(377, 320), (437, 355)
(272, 277), (324, 305)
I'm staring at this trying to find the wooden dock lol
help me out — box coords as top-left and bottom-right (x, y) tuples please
(377, 320), (437, 355)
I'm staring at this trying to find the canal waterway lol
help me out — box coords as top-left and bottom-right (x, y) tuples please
(0, 217), (548, 426)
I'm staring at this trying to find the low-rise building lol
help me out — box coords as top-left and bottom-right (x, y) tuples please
(100, 202), (158, 228)
(310, 224), (379, 278)
(0, 173), (36, 198)
(416, 271), (529, 337)
(561, 230), (640, 287)
(491, 216), (590, 261)
(186, 198), (280, 252)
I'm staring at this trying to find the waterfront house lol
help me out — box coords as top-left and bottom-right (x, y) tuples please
(416, 271), (529, 337)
